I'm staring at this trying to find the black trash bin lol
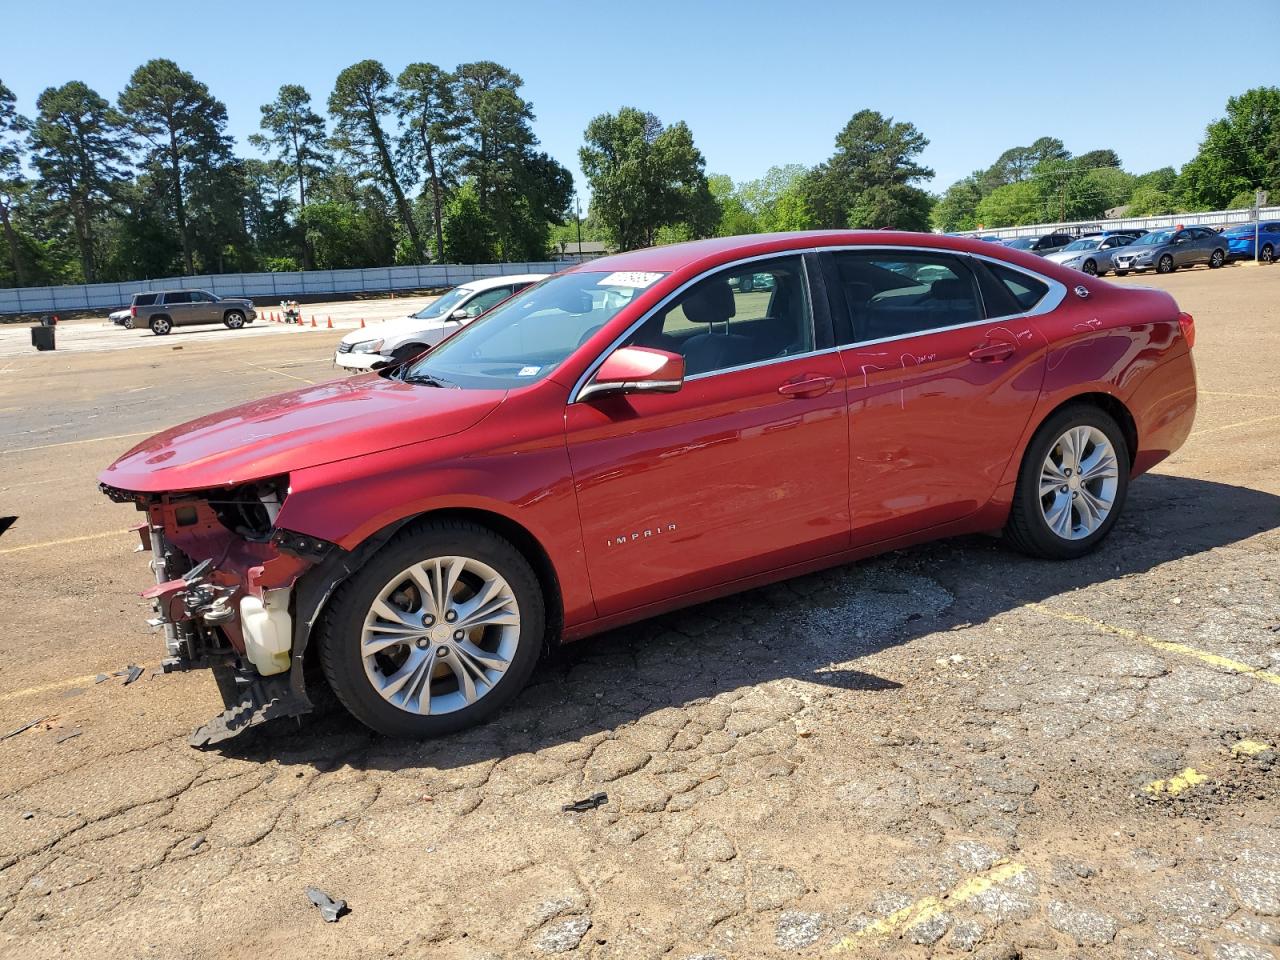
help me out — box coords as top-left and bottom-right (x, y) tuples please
(31, 325), (56, 351)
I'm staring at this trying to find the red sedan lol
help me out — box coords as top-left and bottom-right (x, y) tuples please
(99, 231), (1198, 743)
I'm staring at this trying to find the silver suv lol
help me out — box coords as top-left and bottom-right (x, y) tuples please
(130, 290), (258, 336)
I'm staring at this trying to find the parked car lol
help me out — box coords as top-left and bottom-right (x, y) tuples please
(1222, 221), (1280, 263)
(131, 290), (258, 336)
(1002, 232), (1075, 255)
(1042, 234), (1136, 276)
(99, 230), (1197, 743)
(1111, 227), (1228, 275)
(335, 274), (547, 371)
(109, 307), (133, 328)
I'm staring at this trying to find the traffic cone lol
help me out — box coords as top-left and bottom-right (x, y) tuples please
(326, 316), (333, 329)
(310, 316), (316, 328)
(359, 318), (366, 329)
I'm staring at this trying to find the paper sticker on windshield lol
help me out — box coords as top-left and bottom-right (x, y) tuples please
(598, 271), (663, 289)
(517, 365), (541, 377)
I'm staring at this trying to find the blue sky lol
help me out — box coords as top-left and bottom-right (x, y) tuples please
(5, 0), (1277, 198)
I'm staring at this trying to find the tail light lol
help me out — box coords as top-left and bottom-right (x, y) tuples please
(1177, 311), (1195, 349)
(130, 305), (137, 318)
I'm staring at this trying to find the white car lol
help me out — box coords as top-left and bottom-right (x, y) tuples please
(334, 274), (548, 371)
(109, 308), (133, 328)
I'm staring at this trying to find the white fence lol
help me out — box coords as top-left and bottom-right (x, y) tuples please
(0, 260), (571, 316)
(954, 205), (1280, 240)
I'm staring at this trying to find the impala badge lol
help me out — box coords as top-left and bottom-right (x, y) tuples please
(607, 522), (677, 548)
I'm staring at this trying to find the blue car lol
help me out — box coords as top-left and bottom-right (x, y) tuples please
(1223, 221), (1280, 263)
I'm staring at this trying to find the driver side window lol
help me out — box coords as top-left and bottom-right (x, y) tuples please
(623, 256), (813, 377)
(463, 286), (512, 318)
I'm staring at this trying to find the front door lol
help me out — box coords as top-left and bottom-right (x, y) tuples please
(565, 255), (850, 618)
(821, 249), (1050, 545)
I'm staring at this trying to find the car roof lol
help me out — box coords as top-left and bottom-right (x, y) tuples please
(458, 273), (548, 292)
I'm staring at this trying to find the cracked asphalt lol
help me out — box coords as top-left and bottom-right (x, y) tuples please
(1, 266), (1278, 959)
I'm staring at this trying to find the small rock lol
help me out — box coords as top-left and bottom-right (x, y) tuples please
(535, 916), (592, 954)
(775, 911), (824, 950)
(949, 918), (986, 951)
(1047, 899), (1119, 946)
(21, 811), (34, 820)
(908, 911), (951, 945)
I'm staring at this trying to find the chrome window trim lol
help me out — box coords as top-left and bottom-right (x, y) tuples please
(569, 244), (1067, 401)
(570, 249), (821, 403)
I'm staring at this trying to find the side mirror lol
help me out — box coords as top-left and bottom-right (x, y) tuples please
(579, 346), (684, 402)
(451, 309), (471, 321)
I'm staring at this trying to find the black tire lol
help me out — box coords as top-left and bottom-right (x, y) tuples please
(1003, 404), (1131, 561)
(1209, 249), (1225, 269)
(149, 315), (172, 336)
(1115, 270), (1129, 277)
(1156, 255), (1175, 274)
(1082, 259), (1098, 276)
(390, 342), (427, 364)
(224, 310), (246, 329)
(317, 519), (545, 738)
(1260, 244), (1273, 264)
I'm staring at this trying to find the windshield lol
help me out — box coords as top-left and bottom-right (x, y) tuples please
(1062, 239), (1100, 252)
(1005, 238), (1036, 249)
(401, 270), (665, 389)
(411, 286), (474, 320)
(1132, 230), (1173, 246)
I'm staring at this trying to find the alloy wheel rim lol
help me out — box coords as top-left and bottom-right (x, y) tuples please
(1212, 251), (1223, 266)
(1263, 246), (1273, 263)
(1038, 426), (1119, 541)
(1159, 256), (1172, 272)
(155, 319), (169, 333)
(360, 556), (520, 715)
(1083, 261), (1097, 275)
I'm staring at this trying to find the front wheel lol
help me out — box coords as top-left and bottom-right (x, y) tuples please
(1082, 259), (1098, 276)
(224, 310), (246, 329)
(1260, 244), (1273, 264)
(1156, 255), (1175, 274)
(1003, 405), (1130, 560)
(1209, 249), (1225, 269)
(317, 519), (545, 738)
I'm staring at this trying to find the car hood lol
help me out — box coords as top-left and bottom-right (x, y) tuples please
(100, 374), (506, 493)
(1043, 250), (1087, 264)
(339, 314), (450, 346)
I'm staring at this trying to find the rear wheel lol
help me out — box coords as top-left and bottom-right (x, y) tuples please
(1004, 405), (1130, 560)
(149, 315), (171, 336)
(1209, 249), (1225, 269)
(318, 519), (545, 738)
(1157, 255), (1175, 274)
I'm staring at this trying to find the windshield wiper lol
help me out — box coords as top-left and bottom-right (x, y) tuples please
(400, 372), (456, 388)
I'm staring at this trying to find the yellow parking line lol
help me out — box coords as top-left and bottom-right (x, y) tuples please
(1142, 767), (1207, 796)
(1028, 603), (1280, 687)
(0, 430), (152, 455)
(1200, 391), (1280, 401)
(1195, 412), (1280, 437)
(0, 673), (103, 704)
(239, 360), (315, 384)
(832, 861), (1026, 949)
(0, 529), (129, 557)
(1232, 740), (1271, 757)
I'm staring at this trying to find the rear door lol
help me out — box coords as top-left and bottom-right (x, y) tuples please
(188, 290), (219, 323)
(822, 248), (1053, 545)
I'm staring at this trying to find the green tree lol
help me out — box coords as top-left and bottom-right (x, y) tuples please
(29, 81), (130, 281)
(579, 106), (717, 250)
(709, 174), (757, 237)
(802, 110), (934, 230)
(738, 164), (814, 232)
(931, 175), (984, 231)
(329, 59), (424, 261)
(442, 179), (494, 263)
(251, 84), (327, 267)
(0, 79), (30, 285)
(454, 61), (572, 260)
(396, 63), (463, 260)
(301, 169), (397, 269)
(1178, 86), (1280, 209)
(974, 179), (1045, 227)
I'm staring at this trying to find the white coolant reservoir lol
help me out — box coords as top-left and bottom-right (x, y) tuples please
(240, 590), (292, 676)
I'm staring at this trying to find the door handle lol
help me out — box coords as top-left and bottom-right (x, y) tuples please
(778, 375), (835, 398)
(968, 342), (1016, 363)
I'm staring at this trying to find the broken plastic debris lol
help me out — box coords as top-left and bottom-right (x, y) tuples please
(305, 886), (348, 922)
(94, 674), (108, 683)
(21, 812), (34, 820)
(54, 729), (82, 744)
(1, 717), (46, 741)
(562, 792), (609, 812)
(122, 665), (144, 686)
(190, 835), (206, 851)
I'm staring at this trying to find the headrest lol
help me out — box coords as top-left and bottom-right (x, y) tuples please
(682, 279), (736, 325)
(931, 278), (970, 301)
(548, 286), (594, 315)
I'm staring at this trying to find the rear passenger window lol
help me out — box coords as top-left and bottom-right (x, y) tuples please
(987, 264), (1048, 312)
(829, 251), (981, 344)
(132, 293), (157, 306)
(164, 292), (192, 304)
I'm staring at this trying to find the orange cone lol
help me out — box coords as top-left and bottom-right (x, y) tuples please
(310, 316), (316, 328)
(359, 318), (366, 329)
(326, 316), (333, 329)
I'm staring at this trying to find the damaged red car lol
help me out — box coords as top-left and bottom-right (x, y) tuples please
(99, 231), (1197, 745)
